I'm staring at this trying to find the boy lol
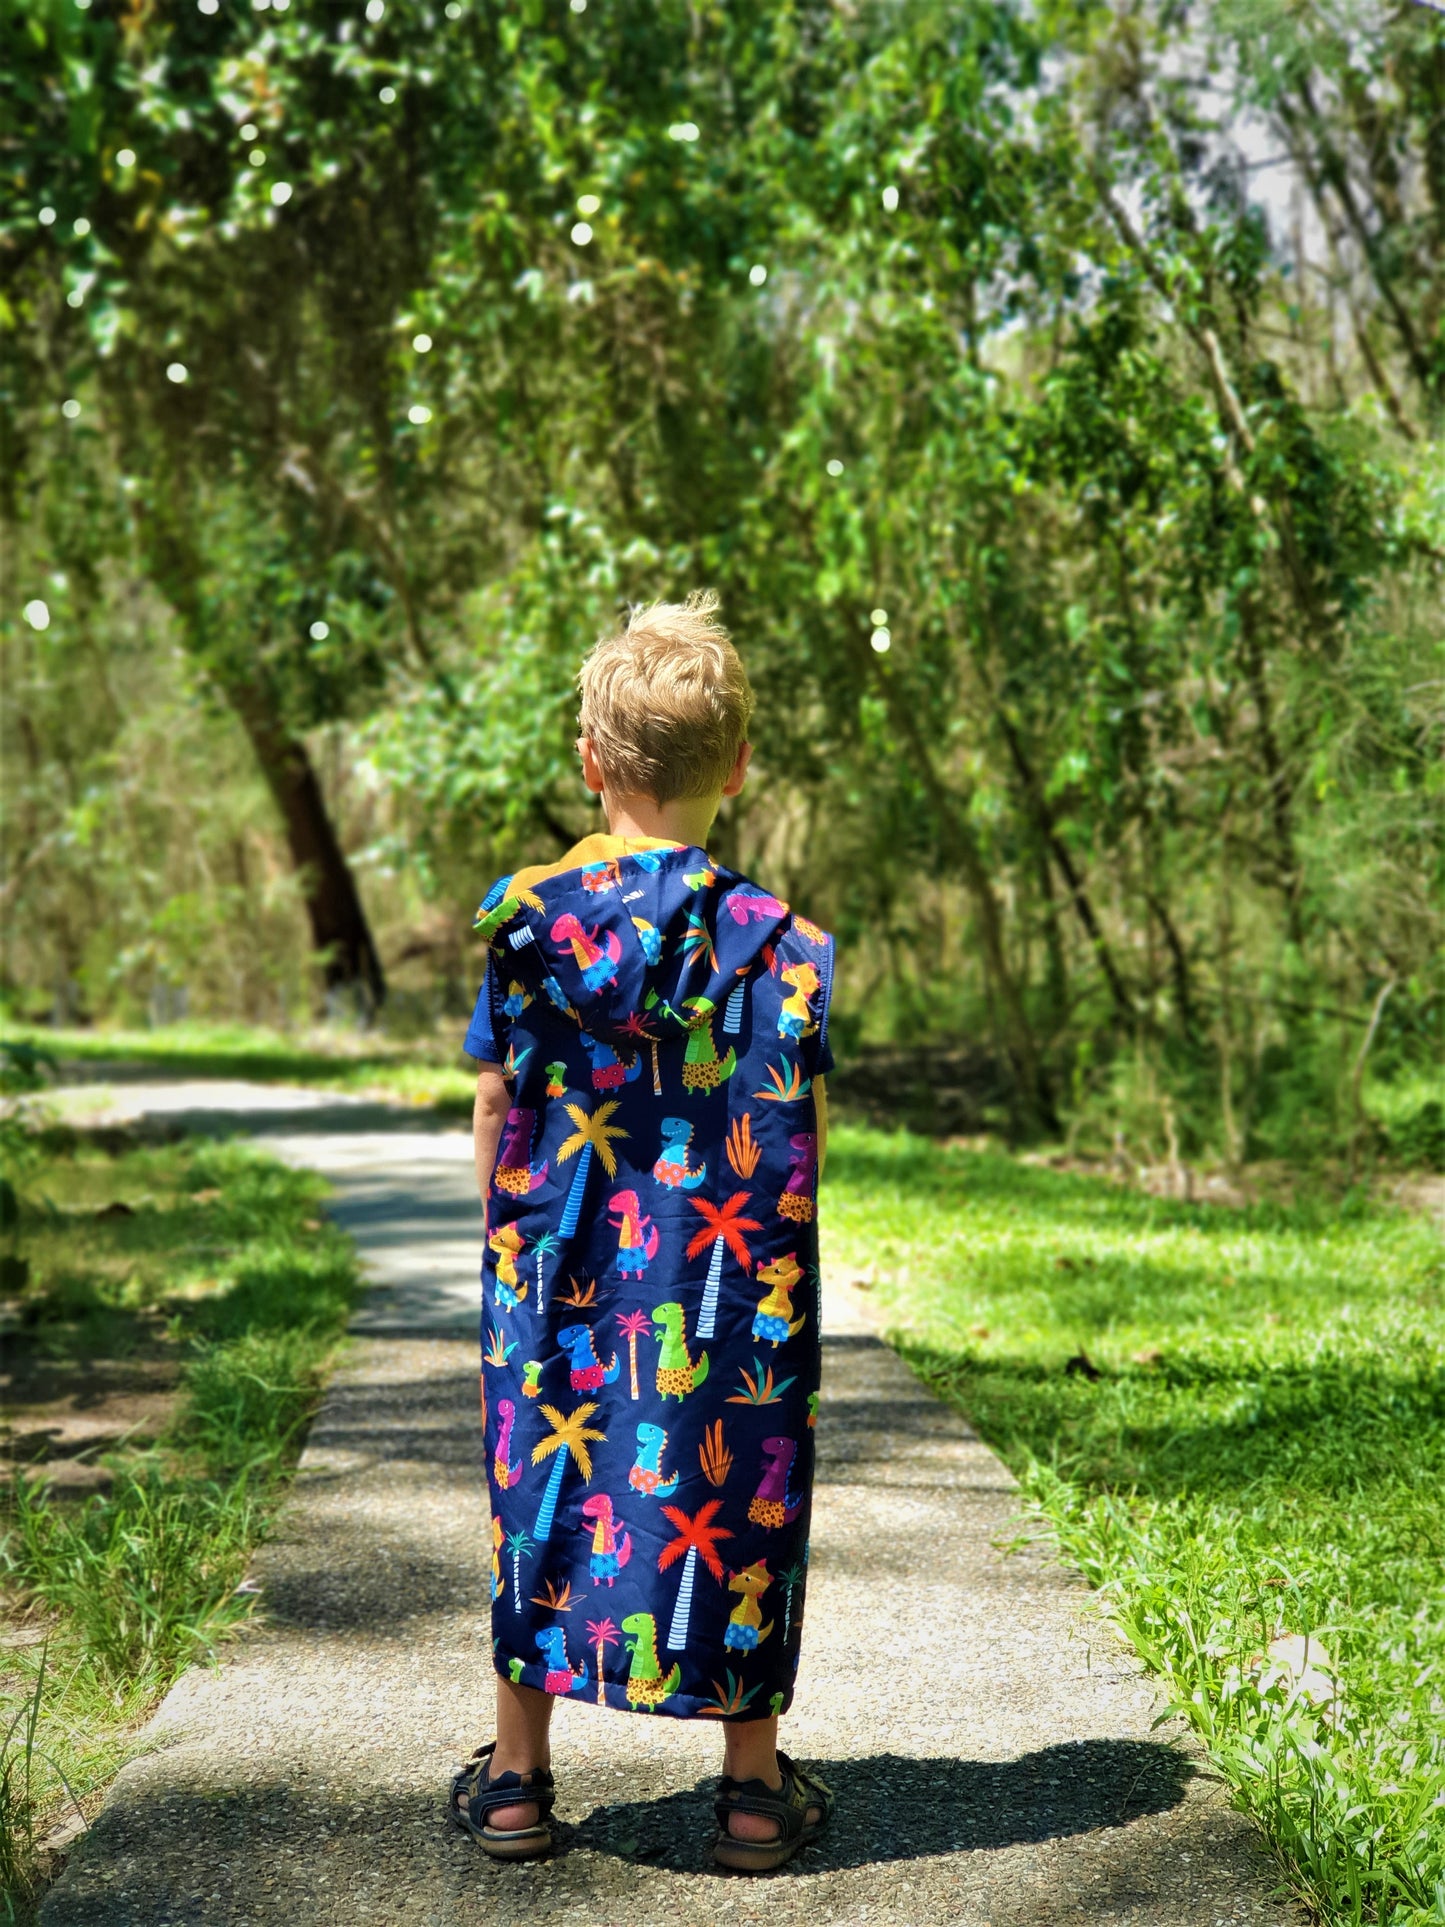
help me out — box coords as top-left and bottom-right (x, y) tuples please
(448, 593), (836, 1872)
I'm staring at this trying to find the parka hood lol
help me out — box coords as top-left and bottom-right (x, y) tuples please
(475, 836), (794, 1050)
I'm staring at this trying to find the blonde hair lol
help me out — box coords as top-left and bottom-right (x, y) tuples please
(577, 590), (754, 803)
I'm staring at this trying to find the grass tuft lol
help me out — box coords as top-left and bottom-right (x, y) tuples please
(824, 1123), (1445, 1927)
(0, 1133), (360, 1919)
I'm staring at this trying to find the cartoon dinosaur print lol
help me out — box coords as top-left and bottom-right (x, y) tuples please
(558, 1322), (621, 1393)
(653, 1117), (706, 1191)
(752, 1252), (808, 1348)
(501, 979), (533, 1018)
(489, 1224), (528, 1309)
(681, 996), (738, 1092)
(521, 1360), (544, 1399)
(807, 1389), (819, 1428)
(580, 1493), (632, 1586)
(581, 1033), (642, 1092)
(491, 1516), (505, 1601)
(651, 1302), (710, 1401)
(545, 1062), (567, 1098)
(777, 962), (821, 1042)
(494, 1397), (524, 1490)
(632, 916), (662, 963)
(683, 863), (717, 890)
(609, 1189), (661, 1281)
(550, 913), (623, 993)
(536, 1626), (589, 1696)
(580, 857), (622, 895)
(724, 1559), (775, 1652)
(777, 1132), (817, 1223)
(793, 915), (827, 946)
(726, 891), (788, 926)
(541, 974), (578, 1020)
(748, 1436), (804, 1528)
(629, 1422), (679, 1499)
(493, 1108), (549, 1197)
(621, 1611), (682, 1709)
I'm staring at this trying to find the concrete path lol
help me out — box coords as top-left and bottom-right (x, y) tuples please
(40, 1082), (1293, 1926)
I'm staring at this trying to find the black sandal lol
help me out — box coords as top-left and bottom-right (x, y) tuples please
(447, 1740), (556, 1861)
(712, 1751), (834, 1872)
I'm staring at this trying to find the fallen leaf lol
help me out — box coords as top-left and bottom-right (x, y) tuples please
(969, 1324), (990, 1341)
(1132, 1346), (1164, 1368)
(302, 1218), (322, 1232)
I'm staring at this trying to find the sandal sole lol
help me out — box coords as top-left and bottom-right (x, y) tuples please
(447, 1805), (554, 1860)
(712, 1836), (804, 1872)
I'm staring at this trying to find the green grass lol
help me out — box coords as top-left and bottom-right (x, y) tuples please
(0, 1136), (360, 1922)
(0, 1022), (477, 1117)
(822, 1125), (1445, 1927)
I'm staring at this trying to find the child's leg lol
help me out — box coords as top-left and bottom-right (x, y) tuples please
(722, 1714), (826, 1841)
(484, 1678), (555, 1830)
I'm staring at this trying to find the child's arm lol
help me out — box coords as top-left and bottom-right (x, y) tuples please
(473, 1064), (511, 1224)
(814, 1075), (828, 1177)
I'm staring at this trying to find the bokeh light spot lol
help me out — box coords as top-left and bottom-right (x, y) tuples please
(167, 362), (189, 384)
(408, 404), (432, 425)
(870, 627), (892, 653)
(23, 600), (51, 632)
(826, 459), (844, 477)
(570, 221), (593, 246)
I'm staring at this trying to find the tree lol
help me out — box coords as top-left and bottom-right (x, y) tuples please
(686, 1193), (762, 1341)
(529, 1402), (605, 1544)
(658, 1502), (733, 1653)
(555, 1101), (627, 1240)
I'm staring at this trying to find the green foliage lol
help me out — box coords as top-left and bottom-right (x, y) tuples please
(823, 1123), (1445, 1924)
(2, 0), (1440, 1128)
(0, 1134), (360, 1915)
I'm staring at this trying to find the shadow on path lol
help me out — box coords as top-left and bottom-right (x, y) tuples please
(569, 1743), (1196, 1871)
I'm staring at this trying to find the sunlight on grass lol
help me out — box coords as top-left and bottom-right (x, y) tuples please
(0, 1137), (360, 1920)
(823, 1125), (1445, 1927)
(0, 1023), (477, 1115)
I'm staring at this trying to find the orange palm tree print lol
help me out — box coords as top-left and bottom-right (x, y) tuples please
(686, 1191), (762, 1341)
(658, 1500), (733, 1652)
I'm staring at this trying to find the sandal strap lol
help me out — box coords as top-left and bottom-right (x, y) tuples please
(713, 1753), (822, 1842)
(452, 1742), (556, 1828)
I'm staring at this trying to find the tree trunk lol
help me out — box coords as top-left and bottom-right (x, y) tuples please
(876, 676), (1058, 1136)
(224, 679), (386, 1010)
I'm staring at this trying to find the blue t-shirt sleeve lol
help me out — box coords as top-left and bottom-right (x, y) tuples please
(463, 962), (504, 1065)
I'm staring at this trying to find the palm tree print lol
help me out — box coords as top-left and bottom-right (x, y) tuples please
(686, 1191), (762, 1341)
(658, 1500), (733, 1652)
(530, 1402), (607, 1542)
(779, 1561), (806, 1640)
(532, 1230), (561, 1302)
(556, 1099), (628, 1238)
(616, 1309), (652, 1399)
(586, 1616), (619, 1704)
(617, 1009), (664, 1096)
(505, 1527), (536, 1613)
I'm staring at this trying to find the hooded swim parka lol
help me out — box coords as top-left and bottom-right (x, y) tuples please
(465, 834), (834, 1719)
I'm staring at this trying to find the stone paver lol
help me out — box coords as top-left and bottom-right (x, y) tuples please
(40, 1082), (1295, 1925)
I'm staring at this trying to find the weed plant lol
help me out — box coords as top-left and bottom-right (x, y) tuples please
(0, 1137), (359, 1920)
(823, 1126), (1444, 1927)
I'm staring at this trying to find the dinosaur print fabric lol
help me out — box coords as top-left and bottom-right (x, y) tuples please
(465, 834), (833, 1721)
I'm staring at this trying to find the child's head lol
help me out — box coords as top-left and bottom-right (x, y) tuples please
(577, 590), (753, 806)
